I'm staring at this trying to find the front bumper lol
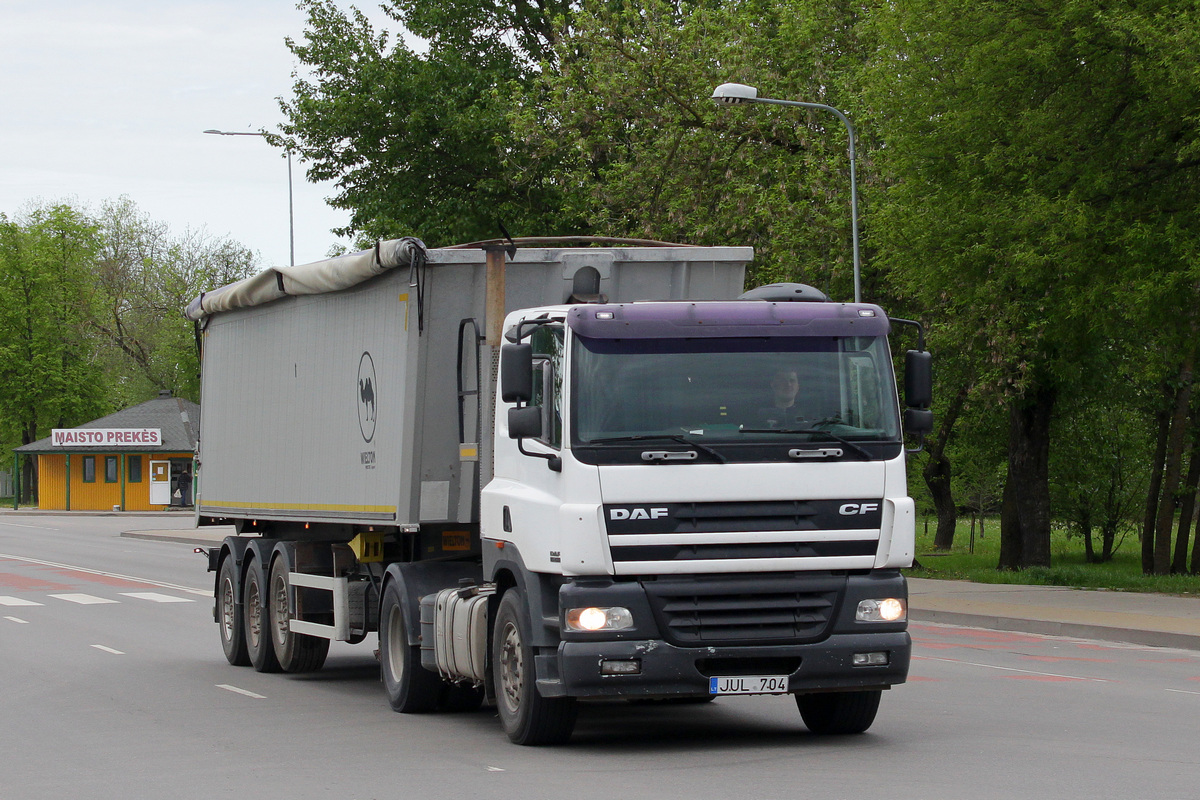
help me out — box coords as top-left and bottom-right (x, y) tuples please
(538, 570), (912, 698)
(542, 631), (911, 698)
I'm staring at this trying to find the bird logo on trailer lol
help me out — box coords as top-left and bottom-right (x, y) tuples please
(358, 351), (377, 443)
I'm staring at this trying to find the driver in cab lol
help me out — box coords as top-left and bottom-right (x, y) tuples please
(756, 368), (808, 428)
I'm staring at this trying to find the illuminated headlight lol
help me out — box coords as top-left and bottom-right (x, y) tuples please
(856, 598), (906, 622)
(565, 606), (634, 632)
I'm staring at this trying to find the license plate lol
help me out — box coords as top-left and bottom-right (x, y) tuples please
(709, 675), (790, 695)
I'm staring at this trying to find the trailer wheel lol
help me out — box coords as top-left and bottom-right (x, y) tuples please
(243, 560), (280, 673)
(493, 590), (577, 745)
(268, 558), (329, 673)
(217, 556), (249, 666)
(796, 690), (882, 735)
(380, 581), (441, 713)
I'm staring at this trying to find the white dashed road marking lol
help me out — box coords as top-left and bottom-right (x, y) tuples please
(0, 596), (44, 606)
(4, 616), (29, 624)
(120, 592), (193, 603)
(91, 645), (125, 655)
(49, 593), (120, 605)
(217, 684), (266, 699)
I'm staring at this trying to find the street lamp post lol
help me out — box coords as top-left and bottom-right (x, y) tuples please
(203, 129), (295, 266)
(710, 83), (862, 303)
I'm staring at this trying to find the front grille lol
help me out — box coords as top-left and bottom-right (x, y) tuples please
(643, 573), (844, 646)
(611, 539), (876, 563)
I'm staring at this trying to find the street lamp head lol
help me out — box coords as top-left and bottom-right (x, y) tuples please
(711, 82), (759, 105)
(202, 129), (223, 135)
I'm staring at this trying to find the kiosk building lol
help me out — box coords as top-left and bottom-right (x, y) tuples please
(14, 391), (199, 511)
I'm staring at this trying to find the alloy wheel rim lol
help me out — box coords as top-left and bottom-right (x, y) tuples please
(498, 620), (523, 713)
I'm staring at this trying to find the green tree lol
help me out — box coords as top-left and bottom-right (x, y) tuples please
(92, 198), (257, 405)
(0, 203), (108, 502)
(864, 0), (1200, 570)
(528, 0), (874, 292)
(278, 0), (577, 246)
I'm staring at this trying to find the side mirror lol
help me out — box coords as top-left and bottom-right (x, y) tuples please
(904, 350), (932, 410)
(904, 407), (934, 436)
(500, 343), (534, 403)
(508, 405), (543, 440)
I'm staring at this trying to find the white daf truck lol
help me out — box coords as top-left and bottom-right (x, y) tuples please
(188, 236), (931, 744)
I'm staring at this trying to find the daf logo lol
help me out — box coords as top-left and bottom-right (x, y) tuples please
(839, 503), (880, 516)
(610, 507), (669, 520)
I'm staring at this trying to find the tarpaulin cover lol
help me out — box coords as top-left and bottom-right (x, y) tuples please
(184, 237), (426, 320)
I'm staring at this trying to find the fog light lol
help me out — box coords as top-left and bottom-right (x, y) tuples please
(853, 652), (890, 666)
(856, 598), (906, 622)
(565, 606), (634, 632)
(601, 659), (641, 675)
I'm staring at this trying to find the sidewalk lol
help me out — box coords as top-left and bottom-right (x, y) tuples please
(908, 578), (1200, 651)
(8, 508), (1197, 652)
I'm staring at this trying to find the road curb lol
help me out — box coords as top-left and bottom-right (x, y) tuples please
(120, 530), (224, 548)
(910, 608), (1200, 652)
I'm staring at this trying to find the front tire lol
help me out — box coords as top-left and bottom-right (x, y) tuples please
(379, 581), (441, 713)
(268, 557), (329, 673)
(217, 556), (249, 666)
(797, 690), (882, 735)
(493, 590), (577, 745)
(243, 560), (280, 673)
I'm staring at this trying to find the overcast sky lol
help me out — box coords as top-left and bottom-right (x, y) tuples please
(1, 0), (399, 269)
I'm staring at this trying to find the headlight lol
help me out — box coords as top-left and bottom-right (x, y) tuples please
(565, 606), (634, 632)
(856, 598), (906, 622)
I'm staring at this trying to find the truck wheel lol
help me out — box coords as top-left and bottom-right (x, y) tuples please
(493, 590), (577, 745)
(217, 556), (249, 666)
(243, 561), (281, 673)
(797, 690), (882, 735)
(268, 558), (329, 673)
(380, 581), (441, 713)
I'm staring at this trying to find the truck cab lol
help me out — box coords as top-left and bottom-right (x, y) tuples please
(480, 297), (919, 740)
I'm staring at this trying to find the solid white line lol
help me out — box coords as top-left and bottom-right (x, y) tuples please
(1165, 688), (1200, 697)
(119, 592), (193, 603)
(914, 655), (1108, 682)
(0, 596), (44, 607)
(0, 551), (210, 596)
(0, 522), (60, 531)
(4, 616), (29, 624)
(91, 644), (125, 655)
(49, 593), (119, 605)
(216, 684), (266, 699)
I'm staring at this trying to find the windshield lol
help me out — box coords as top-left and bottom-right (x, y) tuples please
(571, 335), (901, 446)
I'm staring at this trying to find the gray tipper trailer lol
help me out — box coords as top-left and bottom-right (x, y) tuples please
(187, 236), (933, 745)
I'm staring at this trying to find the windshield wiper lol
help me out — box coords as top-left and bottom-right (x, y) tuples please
(737, 427), (874, 460)
(583, 434), (726, 464)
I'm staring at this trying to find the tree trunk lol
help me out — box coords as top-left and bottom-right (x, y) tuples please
(1142, 389), (1172, 573)
(1171, 424), (1200, 573)
(926, 454), (957, 550)
(924, 384), (969, 550)
(1142, 393), (1171, 575)
(1153, 354), (1194, 575)
(998, 385), (1055, 570)
(1192, 490), (1200, 574)
(1080, 506), (1095, 563)
(1101, 520), (1117, 562)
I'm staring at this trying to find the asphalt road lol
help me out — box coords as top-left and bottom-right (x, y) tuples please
(2, 515), (1198, 800)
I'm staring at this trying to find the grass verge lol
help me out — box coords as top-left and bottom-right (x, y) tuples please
(907, 517), (1200, 596)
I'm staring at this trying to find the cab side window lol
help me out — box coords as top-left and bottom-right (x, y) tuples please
(530, 325), (564, 448)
